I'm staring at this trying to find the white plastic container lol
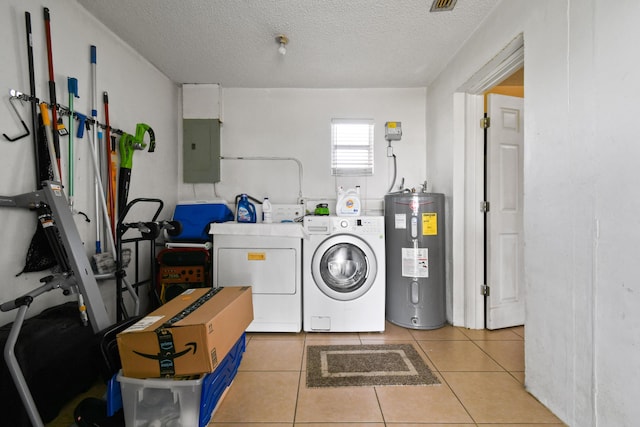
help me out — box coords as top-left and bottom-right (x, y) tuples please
(112, 333), (246, 427)
(117, 373), (204, 427)
(335, 186), (361, 216)
(262, 197), (273, 223)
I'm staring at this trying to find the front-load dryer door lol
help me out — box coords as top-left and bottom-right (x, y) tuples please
(311, 234), (377, 301)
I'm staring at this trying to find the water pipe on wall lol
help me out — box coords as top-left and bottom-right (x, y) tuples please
(219, 156), (304, 201)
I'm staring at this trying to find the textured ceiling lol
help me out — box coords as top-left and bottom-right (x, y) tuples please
(76, 0), (501, 88)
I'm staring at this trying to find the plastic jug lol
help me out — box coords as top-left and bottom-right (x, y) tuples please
(336, 186), (361, 216)
(262, 197), (273, 223)
(236, 194), (256, 223)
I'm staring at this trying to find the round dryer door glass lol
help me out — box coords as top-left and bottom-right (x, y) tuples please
(319, 243), (368, 293)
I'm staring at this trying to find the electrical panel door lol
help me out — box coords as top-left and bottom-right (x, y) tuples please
(183, 118), (220, 183)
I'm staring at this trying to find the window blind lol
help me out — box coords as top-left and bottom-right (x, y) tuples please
(331, 119), (374, 176)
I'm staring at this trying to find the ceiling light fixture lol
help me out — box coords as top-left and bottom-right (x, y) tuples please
(276, 34), (288, 55)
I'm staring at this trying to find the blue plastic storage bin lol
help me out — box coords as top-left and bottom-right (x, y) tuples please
(109, 333), (245, 427)
(198, 332), (246, 426)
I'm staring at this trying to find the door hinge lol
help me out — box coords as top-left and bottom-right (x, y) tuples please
(481, 200), (490, 213)
(481, 284), (490, 296)
(481, 117), (490, 129)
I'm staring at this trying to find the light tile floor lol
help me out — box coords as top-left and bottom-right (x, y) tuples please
(210, 322), (566, 426)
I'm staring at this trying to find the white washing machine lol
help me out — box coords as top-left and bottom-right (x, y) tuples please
(303, 215), (386, 332)
(210, 222), (304, 332)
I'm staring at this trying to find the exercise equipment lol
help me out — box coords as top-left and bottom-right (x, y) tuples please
(0, 302), (99, 426)
(0, 181), (114, 427)
(0, 182), (176, 425)
(2, 278), (85, 427)
(0, 181), (111, 332)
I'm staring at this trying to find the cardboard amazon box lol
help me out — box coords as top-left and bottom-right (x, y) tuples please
(117, 286), (253, 379)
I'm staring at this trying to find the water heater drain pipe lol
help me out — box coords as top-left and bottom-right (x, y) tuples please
(220, 156), (304, 200)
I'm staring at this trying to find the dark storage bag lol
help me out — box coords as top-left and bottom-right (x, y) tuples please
(0, 302), (100, 426)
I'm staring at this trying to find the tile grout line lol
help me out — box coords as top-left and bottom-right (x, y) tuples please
(292, 332), (310, 425)
(468, 337), (523, 378)
(372, 387), (388, 426)
(410, 332), (479, 426)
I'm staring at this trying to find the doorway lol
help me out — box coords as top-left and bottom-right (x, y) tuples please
(452, 34), (524, 329)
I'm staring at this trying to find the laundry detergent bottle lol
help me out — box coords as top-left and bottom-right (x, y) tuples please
(262, 197), (273, 223)
(236, 194), (257, 223)
(336, 185), (362, 216)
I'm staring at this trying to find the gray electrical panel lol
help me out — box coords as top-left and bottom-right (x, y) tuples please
(183, 118), (220, 183)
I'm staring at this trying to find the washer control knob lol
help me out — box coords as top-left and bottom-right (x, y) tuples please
(340, 220), (349, 228)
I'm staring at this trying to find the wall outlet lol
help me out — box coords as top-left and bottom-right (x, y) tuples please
(272, 204), (305, 222)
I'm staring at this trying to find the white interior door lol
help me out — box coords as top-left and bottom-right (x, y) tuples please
(486, 94), (525, 329)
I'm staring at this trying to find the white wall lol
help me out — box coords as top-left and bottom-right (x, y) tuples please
(427, 0), (640, 425)
(1, 3), (428, 328)
(590, 0), (640, 424)
(0, 0), (179, 326)
(178, 88), (427, 215)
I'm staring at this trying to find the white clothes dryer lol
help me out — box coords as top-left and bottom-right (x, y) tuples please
(210, 222), (305, 333)
(303, 215), (386, 332)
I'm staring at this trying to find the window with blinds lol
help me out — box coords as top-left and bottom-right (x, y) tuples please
(331, 119), (374, 176)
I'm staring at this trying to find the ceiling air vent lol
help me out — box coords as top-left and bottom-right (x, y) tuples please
(430, 0), (457, 12)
